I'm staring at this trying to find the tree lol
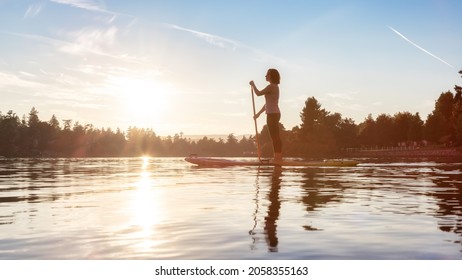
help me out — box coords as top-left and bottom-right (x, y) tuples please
(28, 107), (40, 127)
(452, 69), (462, 145)
(225, 133), (238, 156)
(375, 114), (394, 146)
(24, 107), (41, 154)
(358, 114), (376, 147)
(425, 91), (455, 144)
(425, 112), (446, 143)
(49, 115), (60, 130)
(408, 112), (424, 142)
(239, 136), (257, 156)
(297, 97), (356, 156)
(0, 110), (23, 156)
(299, 97), (327, 141)
(393, 112), (423, 143)
(435, 91), (454, 121)
(337, 117), (358, 148)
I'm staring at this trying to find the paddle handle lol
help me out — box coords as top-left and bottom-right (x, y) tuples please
(251, 86), (262, 161)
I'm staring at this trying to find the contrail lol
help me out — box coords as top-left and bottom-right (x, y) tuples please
(168, 24), (239, 50)
(387, 25), (454, 68)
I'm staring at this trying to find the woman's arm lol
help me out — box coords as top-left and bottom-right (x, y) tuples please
(249, 81), (268, 96)
(254, 105), (265, 119)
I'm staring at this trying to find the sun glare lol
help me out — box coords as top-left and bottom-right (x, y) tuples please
(115, 76), (171, 123)
(127, 157), (166, 251)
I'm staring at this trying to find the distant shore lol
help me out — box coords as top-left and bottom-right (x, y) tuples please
(343, 146), (462, 159)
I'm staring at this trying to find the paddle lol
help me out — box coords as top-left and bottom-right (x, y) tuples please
(251, 86), (262, 161)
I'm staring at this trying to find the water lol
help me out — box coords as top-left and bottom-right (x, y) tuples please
(0, 157), (461, 259)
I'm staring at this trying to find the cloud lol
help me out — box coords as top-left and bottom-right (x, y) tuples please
(0, 58), (8, 66)
(326, 91), (358, 101)
(1, 29), (146, 66)
(387, 25), (454, 68)
(24, 4), (43, 19)
(166, 23), (290, 67)
(48, 0), (135, 19)
(49, 0), (106, 13)
(59, 26), (118, 55)
(0, 71), (43, 89)
(168, 24), (239, 50)
(324, 91), (365, 114)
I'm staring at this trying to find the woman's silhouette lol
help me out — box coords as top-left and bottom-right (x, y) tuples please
(250, 68), (283, 163)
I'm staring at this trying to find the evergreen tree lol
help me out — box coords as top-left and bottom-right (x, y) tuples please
(0, 111), (22, 156)
(425, 92), (455, 144)
(453, 69), (462, 145)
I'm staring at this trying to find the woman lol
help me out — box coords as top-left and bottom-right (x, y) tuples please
(250, 68), (282, 163)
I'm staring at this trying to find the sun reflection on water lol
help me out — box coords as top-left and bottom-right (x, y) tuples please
(127, 157), (165, 252)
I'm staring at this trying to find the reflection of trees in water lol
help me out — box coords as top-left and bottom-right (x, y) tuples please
(297, 168), (348, 232)
(0, 158), (147, 226)
(250, 163), (462, 254)
(298, 168), (345, 215)
(0, 158), (61, 204)
(429, 165), (462, 249)
(0, 159), (61, 226)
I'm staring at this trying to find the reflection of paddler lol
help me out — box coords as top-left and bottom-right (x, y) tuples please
(264, 166), (282, 252)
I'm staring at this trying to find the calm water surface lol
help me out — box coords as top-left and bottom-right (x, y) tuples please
(0, 157), (461, 259)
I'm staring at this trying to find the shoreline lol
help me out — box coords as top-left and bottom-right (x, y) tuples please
(343, 147), (462, 159)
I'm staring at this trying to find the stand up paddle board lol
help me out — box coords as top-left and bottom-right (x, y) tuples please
(185, 155), (359, 167)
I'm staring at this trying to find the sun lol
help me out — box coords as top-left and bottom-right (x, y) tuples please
(114, 76), (171, 123)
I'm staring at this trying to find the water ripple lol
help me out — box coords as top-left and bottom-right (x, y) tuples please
(0, 158), (461, 259)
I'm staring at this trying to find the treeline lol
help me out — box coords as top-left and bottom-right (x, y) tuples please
(1, 70), (461, 158)
(0, 108), (257, 157)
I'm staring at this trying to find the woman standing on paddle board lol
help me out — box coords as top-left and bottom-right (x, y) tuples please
(250, 68), (282, 163)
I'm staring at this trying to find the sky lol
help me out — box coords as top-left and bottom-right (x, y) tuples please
(1, 0), (461, 136)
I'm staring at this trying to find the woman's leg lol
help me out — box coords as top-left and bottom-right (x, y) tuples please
(267, 114), (282, 159)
